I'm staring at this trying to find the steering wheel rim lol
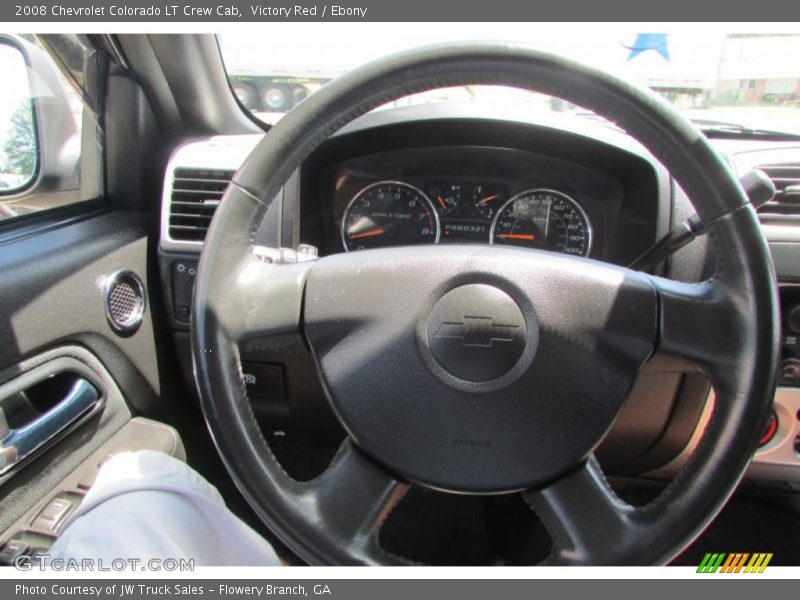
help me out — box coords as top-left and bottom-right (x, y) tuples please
(191, 42), (779, 565)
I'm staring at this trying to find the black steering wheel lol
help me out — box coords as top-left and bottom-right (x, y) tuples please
(192, 43), (779, 565)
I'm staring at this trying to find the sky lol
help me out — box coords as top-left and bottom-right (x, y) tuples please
(219, 30), (729, 86)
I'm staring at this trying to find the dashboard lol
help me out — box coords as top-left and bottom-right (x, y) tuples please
(157, 104), (800, 485)
(300, 113), (665, 267)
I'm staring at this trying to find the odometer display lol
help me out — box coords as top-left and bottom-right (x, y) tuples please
(490, 189), (592, 256)
(341, 181), (440, 251)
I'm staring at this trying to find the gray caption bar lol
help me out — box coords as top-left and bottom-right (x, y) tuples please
(3, 579), (796, 600)
(2, 0), (799, 21)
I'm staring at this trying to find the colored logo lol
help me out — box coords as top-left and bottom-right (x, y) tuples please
(623, 34), (670, 61)
(697, 552), (773, 573)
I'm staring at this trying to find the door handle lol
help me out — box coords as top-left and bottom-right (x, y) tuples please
(0, 358), (103, 478)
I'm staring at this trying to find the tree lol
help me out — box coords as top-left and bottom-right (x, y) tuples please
(3, 102), (36, 178)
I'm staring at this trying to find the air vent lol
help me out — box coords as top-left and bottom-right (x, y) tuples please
(168, 168), (235, 242)
(755, 164), (800, 221)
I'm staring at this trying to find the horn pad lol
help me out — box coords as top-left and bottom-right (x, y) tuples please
(427, 284), (530, 382)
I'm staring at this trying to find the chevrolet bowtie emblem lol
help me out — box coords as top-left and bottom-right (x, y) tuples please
(434, 316), (519, 348)
(427, 285), (530, 382)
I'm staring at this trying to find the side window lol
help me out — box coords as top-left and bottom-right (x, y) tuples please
(0, 42), (38, 200)
(0, 34), (101, 223)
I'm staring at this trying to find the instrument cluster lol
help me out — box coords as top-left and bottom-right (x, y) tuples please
(340, 179), (592, 256)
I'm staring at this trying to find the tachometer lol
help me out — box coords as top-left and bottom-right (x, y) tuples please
(341, 181), (440, 251)
(490, 189), (592, 256)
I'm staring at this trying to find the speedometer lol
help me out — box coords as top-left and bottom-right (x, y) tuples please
(341, 181), (440, 251)
(490, 189), (592, 257)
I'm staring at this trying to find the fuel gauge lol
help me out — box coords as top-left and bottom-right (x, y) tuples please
(472, 183), (506, 219)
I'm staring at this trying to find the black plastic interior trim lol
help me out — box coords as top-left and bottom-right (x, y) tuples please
(0, 202), (108, 247)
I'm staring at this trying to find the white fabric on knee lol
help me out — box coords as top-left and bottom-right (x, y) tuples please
(48, 449), (280, 566)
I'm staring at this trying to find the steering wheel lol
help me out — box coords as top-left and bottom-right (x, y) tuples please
(192, 43), (779, 565)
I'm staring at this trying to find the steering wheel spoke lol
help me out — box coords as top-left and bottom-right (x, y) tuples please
(217, 251), (313, 343)
(649, 276), (747, 381)
(523, 456), (638, 565)
(304, 440), (410, 563)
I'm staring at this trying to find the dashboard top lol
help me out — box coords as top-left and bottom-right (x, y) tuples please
(159, 104), (800, 279)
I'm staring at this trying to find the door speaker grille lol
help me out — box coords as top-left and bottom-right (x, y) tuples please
(104, 270), (146, 334)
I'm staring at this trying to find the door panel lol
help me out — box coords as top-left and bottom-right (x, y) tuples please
(0, 210), (162, 402)
(0, 208), (167, 535)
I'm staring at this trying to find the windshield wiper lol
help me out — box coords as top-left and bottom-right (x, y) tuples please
(691, 118), (800, 140)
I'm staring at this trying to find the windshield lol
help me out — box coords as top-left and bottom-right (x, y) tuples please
(219, 28), (800, 136)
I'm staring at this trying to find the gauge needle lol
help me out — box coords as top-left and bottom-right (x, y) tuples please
(349, 228), (385, 240)
(478, 193), (501, 205)
(436, 196), (447, 211)
(545, 200), (552, 238)
(497, 233), (535, 241)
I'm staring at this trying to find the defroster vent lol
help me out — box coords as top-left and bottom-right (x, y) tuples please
(168, 168), (235, 242)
